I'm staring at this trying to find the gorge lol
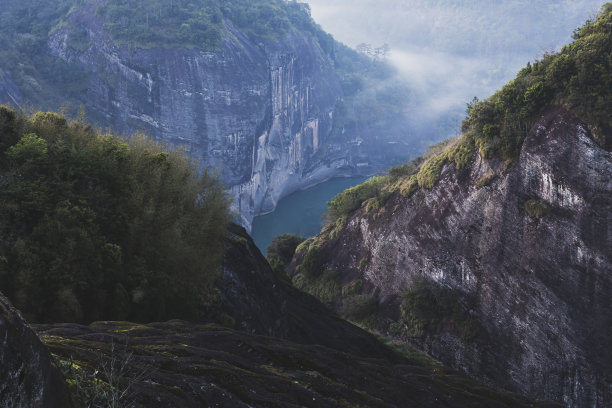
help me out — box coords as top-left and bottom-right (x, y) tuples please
(0, 0), (416, 229)
(0, 1), (610, 407)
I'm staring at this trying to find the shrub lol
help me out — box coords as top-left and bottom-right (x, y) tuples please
(388, 161), (419, 180)
(400, 175), (419, 197)
(297, 245), (324, 277)
(400, 278), (479, 340)
(266, 233), (304, 276)
(56, 340), (149, 407)
(6, 133), (48, 163)
(341, 279), (363, 296)
(364, 197), (380, 214)
(476, 172), (496, 187)
(295, 237), (314, 255)
(525, 199), (551, 218)
(389, 321), (406, 337)
(292, 269), (341, 305)
(326, 176), (387, 220)
(0, 106), (20, 155)
(266, 234), (305, 265)
(416, 154), (447, 189)
(328, 215), (348, 240)
(447, 139), (476, 169)
(339, 294), (378, 323)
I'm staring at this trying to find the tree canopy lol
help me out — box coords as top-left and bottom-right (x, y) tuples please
(0, 107), (230, 323)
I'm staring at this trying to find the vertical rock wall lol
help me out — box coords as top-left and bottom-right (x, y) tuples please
(41, 4), (347, 228)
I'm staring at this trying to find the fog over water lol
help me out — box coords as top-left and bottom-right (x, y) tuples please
(252, 1), (606, 252)
(307, 0), (605, 138)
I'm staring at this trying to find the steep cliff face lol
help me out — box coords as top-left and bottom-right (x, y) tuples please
(0, 1), (400, 228)
(50, 4), (343, 227)
(289, 108), (612, 407)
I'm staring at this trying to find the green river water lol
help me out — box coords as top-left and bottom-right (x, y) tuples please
(251, 176), (366, 254)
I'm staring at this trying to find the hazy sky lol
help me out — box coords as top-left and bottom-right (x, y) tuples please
(306, 0), (605, 138)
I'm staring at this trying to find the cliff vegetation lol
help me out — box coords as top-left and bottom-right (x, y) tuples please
(322, 3), (612, 225)
(97, 0), (334, 49)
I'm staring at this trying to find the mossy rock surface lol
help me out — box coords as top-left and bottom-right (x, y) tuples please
(35, 320), (561, 408)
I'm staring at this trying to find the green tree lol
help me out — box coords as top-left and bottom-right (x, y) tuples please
(0, 108), (230, 323)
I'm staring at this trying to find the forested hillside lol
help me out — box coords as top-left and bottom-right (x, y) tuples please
(0, 107), (229, 324)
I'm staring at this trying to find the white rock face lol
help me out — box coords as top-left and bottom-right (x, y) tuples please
(42, 5), (371, 230)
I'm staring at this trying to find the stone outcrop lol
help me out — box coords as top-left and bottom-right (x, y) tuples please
(208, 223), (400, 359)
(0, 292), (73, 408)
(289, 108), (612, 407)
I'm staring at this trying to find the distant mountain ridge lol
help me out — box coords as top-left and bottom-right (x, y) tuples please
(0, 0), (415, 229)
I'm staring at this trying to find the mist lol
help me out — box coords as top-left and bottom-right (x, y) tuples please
(306, 0), (605, 141)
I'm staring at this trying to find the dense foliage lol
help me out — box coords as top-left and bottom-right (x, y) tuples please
(400, 278), (479, 340)
(265, 233), (304, 276)
(96, 0), (328, 49)
(326, 176), (388, 221)
(0, 107), (230, 323)
(0, 0), (90, 110)
(524, 199), (552, 218)
(462, 3), (612, 156)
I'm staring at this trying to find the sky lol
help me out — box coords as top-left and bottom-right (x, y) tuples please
(305, 0), (605, 139)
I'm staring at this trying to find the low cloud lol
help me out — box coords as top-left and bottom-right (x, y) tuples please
(307, 0), (604, 140)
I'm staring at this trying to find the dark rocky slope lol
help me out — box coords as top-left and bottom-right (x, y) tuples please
(0, 292), (73, 407)
(1, 225), (560, 407)
(34, 319), (561, 408)
(288, 108), (612, 407)
(206, 223), (397, 359)
(27, 226), (559, 407)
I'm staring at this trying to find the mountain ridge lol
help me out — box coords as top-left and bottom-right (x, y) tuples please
(0, 0), (415, 229)
(287, 6), (612, 406)
(289, 105), (612, 407)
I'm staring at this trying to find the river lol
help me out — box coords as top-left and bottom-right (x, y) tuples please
(251, 176), (366, 254)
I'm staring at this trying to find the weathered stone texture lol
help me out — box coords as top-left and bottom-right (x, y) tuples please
(298, 108), (612, 407)
(38, 3), (359, 229)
